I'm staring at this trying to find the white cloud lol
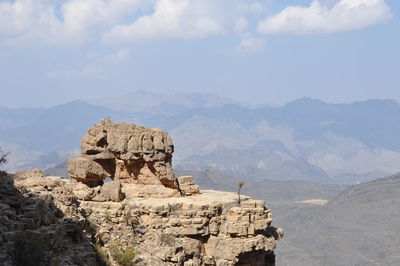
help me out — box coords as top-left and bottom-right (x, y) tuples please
(103, 0), (265, 42)
(0, 0), (63, 44)
(103, 0), (223, 41)
(0, 0), (149, 45)
(0, 0), (267, 45)
(61, 0), (147, 34)
(0, 0), (393, 45)
(258, 0), (392, 35)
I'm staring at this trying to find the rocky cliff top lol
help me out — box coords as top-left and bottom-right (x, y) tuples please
(0, 120), (282, 266)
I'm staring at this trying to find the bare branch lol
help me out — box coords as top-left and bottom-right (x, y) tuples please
(0, 148), (9, 166)
(237, 180), (245, 205)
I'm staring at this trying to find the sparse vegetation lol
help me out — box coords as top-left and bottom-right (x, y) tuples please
(87, 218), (99, 228)
(109, 240), (136, 266)
(123, 210), (133, 226)
(95, 242), (109, 263)
(10, 231), (62, 266)
(123, 210), (139, 228)
(159, 233), (175, 246)
(104, 211), (112, 222)
(80, 207), (93, 218)
(237, 180), (245, 205)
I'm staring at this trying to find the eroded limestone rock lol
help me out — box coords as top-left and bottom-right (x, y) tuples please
(13, 168), (44, 180)
(177, 176), (200, 196)
(6, 174), (283, 266)
(68, 119), (178, 192)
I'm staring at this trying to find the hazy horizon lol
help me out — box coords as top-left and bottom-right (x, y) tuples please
(1, 89), (400, 109)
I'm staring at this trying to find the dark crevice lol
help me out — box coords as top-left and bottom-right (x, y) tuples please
(86, 150), (101, 155)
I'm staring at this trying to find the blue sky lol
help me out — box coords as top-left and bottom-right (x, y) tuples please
(0, 0), (399, 108)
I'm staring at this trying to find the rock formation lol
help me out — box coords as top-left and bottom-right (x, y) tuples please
(68, 119), (185, 197)
(0, 120), (282, 266)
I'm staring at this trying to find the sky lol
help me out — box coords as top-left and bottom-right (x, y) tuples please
(0, 0), (399, 108)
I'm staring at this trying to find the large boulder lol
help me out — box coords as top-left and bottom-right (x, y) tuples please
(68, 119), (178, 191)
(68, 157), (110, 185)
(95, 180), (124, 202)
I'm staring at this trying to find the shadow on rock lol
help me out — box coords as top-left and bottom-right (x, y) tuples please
(0, 172), (107, 266)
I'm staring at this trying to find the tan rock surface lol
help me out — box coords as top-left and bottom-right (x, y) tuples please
(1, 121), (282, 265)
(68, 119), (179, 191)
(13, 168), (44, 180)
(1, 174), (282, 266)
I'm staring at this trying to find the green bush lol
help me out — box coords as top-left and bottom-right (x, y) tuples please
(109, 240), (136, 266)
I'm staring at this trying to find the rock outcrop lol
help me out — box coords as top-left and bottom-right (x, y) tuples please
(68, 119), (177, 188)
(13, 168), (44, 179)
(0, 120), (282, 266)
(0, 173), (101, 266)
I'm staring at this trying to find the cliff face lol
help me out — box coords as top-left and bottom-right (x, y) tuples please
(0, 120), (282, 266)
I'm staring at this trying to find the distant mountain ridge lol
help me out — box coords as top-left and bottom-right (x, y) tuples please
(90, 90), (236, 114)
(2, 93), (400, 184)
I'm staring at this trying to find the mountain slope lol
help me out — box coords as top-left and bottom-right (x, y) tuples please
(176, 146), (332, 183)
(275, 173), (400, 265)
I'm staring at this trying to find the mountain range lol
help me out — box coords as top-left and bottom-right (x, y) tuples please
(2, 91), (400, 185)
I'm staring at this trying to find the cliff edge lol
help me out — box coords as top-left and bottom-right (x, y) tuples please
(0, 120), (282, 266)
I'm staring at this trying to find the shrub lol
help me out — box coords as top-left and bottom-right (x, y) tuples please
(86, 218), (99, 229)
(109, 240), (136, 266)
(104, 211), (112, 222)
(95, 242), (108, 263)
(10, 231), (62, 266)
(123, 211), (139, 228)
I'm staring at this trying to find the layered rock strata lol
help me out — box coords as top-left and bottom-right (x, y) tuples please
(68, 119), (178, 190)
(0, 120), (282, 265)
(1, 174), (282, 266)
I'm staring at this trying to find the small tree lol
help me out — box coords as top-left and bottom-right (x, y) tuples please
(0, 147), (8, 166)
(0, 148), (9, 177)
(237, 180), (245, 205)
